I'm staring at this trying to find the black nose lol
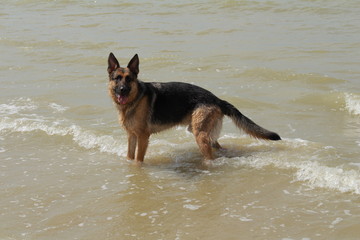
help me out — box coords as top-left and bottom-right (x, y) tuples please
(120, 86), (126, 93)
(117, 85), (129, 95)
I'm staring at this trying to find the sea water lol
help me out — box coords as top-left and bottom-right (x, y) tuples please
(1, 1), (359, 239)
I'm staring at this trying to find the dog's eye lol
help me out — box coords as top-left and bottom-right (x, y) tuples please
(111, 75), (120, 81)
(125, 76), (132, 83)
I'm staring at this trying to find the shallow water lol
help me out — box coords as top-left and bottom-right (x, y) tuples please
(1, 0), (360, 239)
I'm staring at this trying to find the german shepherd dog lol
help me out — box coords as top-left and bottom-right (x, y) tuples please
(107, 53), (281, 163)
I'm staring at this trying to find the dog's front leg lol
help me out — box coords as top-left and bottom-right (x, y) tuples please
(127, 133), (137, 160)
(135, 133), (150, 162)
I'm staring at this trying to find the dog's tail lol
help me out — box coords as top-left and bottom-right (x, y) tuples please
(220, 100), (281, 141)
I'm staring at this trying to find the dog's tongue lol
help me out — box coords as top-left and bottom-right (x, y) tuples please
(117, 95), (128, 105)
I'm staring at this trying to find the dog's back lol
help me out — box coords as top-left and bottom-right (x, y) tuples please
(144, 81), (222, 126)
(145, 81), (280, 141)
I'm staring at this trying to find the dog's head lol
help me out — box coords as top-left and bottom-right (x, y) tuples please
(107, 53), (139, 106)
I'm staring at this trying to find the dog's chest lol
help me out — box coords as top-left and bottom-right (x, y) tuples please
(119, 110), (139, 129)
(119, 102), (150, 132)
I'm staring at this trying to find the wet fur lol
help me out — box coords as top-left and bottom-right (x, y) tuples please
(107, 53), (281, 162)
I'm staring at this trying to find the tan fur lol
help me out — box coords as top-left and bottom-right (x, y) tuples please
(150, 114), (192, 134)
(116, 96), (151, 162)
(190, 105), (224, 160)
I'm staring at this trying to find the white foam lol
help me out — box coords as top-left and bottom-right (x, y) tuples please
(48, 103), (68, 112)
(264, 159), (359, 194)
(183, 204), (202, 210)
(344, 93), (360, 116)
(0, 98), (126, 156)
(0, 98), (38, 115)
(0, 98), (68, 116)
(0, 117), (126, 156)
(295, 161), (360, 194)
(220, 138), (360, 195)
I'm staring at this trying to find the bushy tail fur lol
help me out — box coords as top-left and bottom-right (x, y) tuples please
(220, 100), (281, 141)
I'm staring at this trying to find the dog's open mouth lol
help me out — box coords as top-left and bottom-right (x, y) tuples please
(116, 94), (128, 105)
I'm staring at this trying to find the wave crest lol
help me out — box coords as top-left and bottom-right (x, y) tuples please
(345, 93), (360, 116)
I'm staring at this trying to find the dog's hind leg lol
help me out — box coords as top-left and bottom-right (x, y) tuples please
(210, 117), (223, 150)
(191, 106), (224, 160)
(195, 132), (213, 160)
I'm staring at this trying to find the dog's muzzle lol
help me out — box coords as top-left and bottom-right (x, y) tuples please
(114, 85), (130, 105)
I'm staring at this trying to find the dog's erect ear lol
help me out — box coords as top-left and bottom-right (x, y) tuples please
(108, 52), (120, 74)
(127, 54), (139, 76)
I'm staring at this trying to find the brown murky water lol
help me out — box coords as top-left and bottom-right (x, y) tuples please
(1, 1), (360, 239)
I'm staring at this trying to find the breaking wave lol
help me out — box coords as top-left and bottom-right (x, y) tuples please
(1, 98), (359, 195)
(344, 92), (360, 116)
(0, 98), (125, 156)
(218, 138), (360, 195)
(0, 117), (125, 156)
